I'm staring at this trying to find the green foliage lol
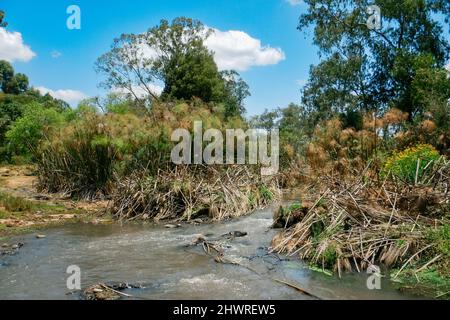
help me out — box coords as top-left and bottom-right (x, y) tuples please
(383, 144), (440, 183)
(220, 70), (250, 118)
(0, 192), (34, 212)
(0, 60), (29, 94)
(96, 17), (250, 117)
(259, 184), (274, 201)
(427, 224), (450, 260)
(0, 61), (14, 93)
(340, 109), (363, 131)
(6, 104), (66, 160)
(322, 245), (338, 268)
(299, 0), (450, 125)
(37, 113), (117, 198)
(0, 90), (70, 163)
(36, 110), (175, 198)
(282, 201), (302, 217)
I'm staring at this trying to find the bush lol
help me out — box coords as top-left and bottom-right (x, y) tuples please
(6, 103), (67, 161)
(383, 144), (441, 183)
(36, 111), (154, 198)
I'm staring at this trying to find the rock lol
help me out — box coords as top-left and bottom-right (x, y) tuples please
(11, 244), (19, 249)
(33, 195), (50, 201)
(218, 231), (248, 240)
(1, 243), (9, 248)
(36, 234), (46, 239)
(231, 231), (247, 238)
(165, 224), (181, 229)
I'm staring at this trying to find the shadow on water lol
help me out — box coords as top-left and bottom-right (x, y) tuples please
(0, 204), (421, 300)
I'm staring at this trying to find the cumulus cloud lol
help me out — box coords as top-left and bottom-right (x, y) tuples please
(205, 28), (285, 71)
(36, 86), (88, 105)
(0, 27), (35, 62)
(113, 84), (164, 98)
(286, 0), (303, 6)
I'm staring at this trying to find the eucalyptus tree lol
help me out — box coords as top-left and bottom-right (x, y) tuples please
(299, 0), (450, 122)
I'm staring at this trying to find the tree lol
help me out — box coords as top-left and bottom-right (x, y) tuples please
(0, 10), (7, 28)
(221, 70), (250, 118)
(0, 61), (29, 94)
(96, 17), (220, 104)
(96, 17), (250, 116)
(4, 73), (29, 94)
(0, 60), (14, 92)
(95, 33), (160, 105)
(250, 109), (279, 131)
(299, 0), (450, 122)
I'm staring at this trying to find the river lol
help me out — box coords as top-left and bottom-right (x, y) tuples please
(0, 205), (418, 300)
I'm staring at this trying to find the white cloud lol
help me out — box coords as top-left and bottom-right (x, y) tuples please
(205, 28), (285, 71)
(0, 27), (36, 62)
(286, 0), (303, 6)
(36, 86), (88, 105)
(51, 50), (62, 59)
(445, 61), (450, 72)
(113, 84), (164, 98)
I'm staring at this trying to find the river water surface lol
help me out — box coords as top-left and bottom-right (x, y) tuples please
(0, 205), (418, 300)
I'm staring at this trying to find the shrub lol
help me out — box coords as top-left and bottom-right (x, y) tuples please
(6, 103), (66, 161)
(383, 144), (440, 183)
(36, 112), (157, 198)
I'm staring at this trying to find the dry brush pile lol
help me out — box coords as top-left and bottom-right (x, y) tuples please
(112, 165), (281, 221)
(271, 158), (449, 279)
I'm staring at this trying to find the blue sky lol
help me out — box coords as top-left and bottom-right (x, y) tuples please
(1, 0), (318, 115)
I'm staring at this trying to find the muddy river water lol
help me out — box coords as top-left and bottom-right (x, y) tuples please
(0, 205), (418, 300)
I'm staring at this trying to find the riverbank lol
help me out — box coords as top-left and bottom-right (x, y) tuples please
(0, 165), (112, 238)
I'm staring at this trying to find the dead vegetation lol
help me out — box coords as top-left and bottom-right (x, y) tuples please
(271, 158), (449, 280)
(112, 165), (281, 221)
(81, 283), (144, 300)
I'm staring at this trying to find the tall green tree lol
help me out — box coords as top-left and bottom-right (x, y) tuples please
(221, 70), (250, 118)
(0, 60), (29, 94)
(0, 60), (14, 92)
(299, 0), (450, 122)
(96, 17), (250, 116)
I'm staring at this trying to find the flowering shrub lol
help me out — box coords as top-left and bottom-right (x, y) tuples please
(383, 144), (440, 183)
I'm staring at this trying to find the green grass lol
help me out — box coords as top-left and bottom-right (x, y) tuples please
(392, 268), (450, 299)
(0, 192), (35, 212)
(259, 184), (274, 201)
(391, 223), (450, 298)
